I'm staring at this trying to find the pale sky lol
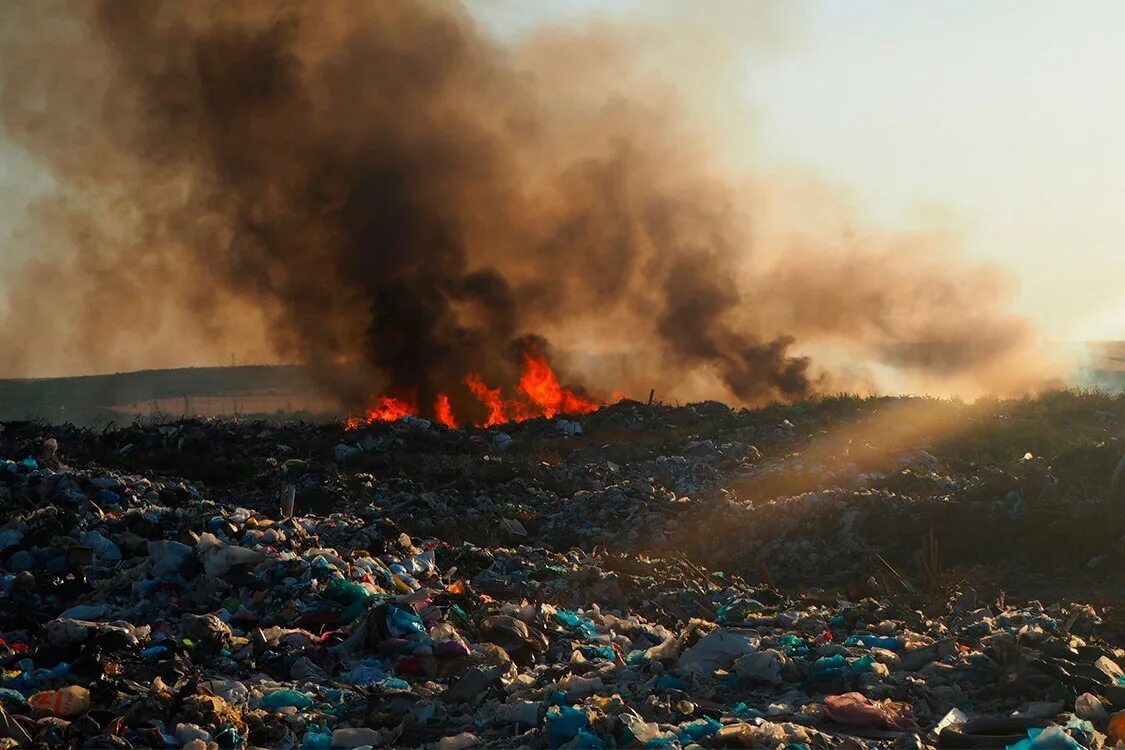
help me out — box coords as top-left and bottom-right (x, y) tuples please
(747, 0), (1125, 342)
(2, 0), (1122, 345)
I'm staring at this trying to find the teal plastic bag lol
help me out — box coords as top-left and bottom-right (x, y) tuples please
(546, 705), (590, 749)
(262, 689), (314, 710)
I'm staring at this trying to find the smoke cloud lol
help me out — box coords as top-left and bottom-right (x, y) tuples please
(0, 0), (1062, 414)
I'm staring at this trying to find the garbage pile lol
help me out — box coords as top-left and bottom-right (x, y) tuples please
(0, 394), (1123, 748)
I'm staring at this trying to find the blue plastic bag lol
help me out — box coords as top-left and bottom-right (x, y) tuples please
(678, 717), (722, 742)
(299, 726), (333, 750)
(546, 705), (590, 749)
(556, 609), (598, 639)
(262, 689), (314, 710)
(1006, 726), (1083, 750)
(654, 675), (686, 691)
(385, 605), (426, 638)
(843, 634), (904, 651)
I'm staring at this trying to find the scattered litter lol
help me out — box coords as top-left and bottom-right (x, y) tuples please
(0, 399), (1121, 748)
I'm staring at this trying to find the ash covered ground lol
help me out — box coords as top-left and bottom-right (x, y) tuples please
(1, 392), (1125, 749)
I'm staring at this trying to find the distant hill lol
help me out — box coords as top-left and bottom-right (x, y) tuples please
(0, 365), (343, 425)
(0, 343), (1120, 426)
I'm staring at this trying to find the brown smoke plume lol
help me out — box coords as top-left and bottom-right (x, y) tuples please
(0, 0), (1062, 413)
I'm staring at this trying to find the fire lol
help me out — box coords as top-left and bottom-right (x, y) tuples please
(465, 373), (506, 427)
(347, 348), (604, 429)
(433, 393), (458, 429)
(345, 395), (415, 429)
(514, 348), (600, 422)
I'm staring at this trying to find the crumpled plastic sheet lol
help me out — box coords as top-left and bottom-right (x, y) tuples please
(822, 692), (917, 731)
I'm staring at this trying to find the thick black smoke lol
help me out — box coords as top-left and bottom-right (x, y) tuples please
(0, 1), (1054, 411)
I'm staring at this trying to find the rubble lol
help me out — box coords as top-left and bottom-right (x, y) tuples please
(0, 392), (1123, 747)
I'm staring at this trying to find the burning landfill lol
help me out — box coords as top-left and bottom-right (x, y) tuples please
(1, 393), (1125, 749)
(0, 1), (1123, 750)
(346, 342), (603, 432)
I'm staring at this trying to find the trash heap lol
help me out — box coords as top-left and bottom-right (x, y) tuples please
(0, 393), (1124, 748)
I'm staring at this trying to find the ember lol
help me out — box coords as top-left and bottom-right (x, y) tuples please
(348, 348), (602, 430)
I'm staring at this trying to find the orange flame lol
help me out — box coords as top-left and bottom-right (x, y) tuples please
(516, 348), (600, 419)
(345, 395), (416, 429)
(434, 393), (458, 429)
(347, 349), (604, 430)
(464, 372), (507, 427)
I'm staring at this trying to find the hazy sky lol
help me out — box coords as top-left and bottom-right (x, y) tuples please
(750, 0), (1125, 342)
(2, 0), (1121, 348)
(474, 0), (1125, 341)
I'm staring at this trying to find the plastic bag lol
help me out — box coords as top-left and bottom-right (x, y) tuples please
(261, 689), (314, 710)
(735, 649), (785, 684)
(80, 531), (122, 563)
(844, 634), (904, 651)
(822, 692), (916, 731)
(379, 603), (426, 638)
(148, 540), (192, 575)
(323, 577), (373, 624)
(1075, 692), (1108, 722)
(196, 533), (265, 577)
(678, 717), (722, 742)
(30, 685), (90, 717)
(546, 705), (589, 749)
(677, 628), (759, 672)
(299, 726), (333, 750)
(556, 609), (598, 639)
(619, 713), (667, 745)
(1007, 726), (1084, 750)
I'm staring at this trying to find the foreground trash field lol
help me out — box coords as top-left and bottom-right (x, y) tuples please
(1, 392), (1124, 748)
